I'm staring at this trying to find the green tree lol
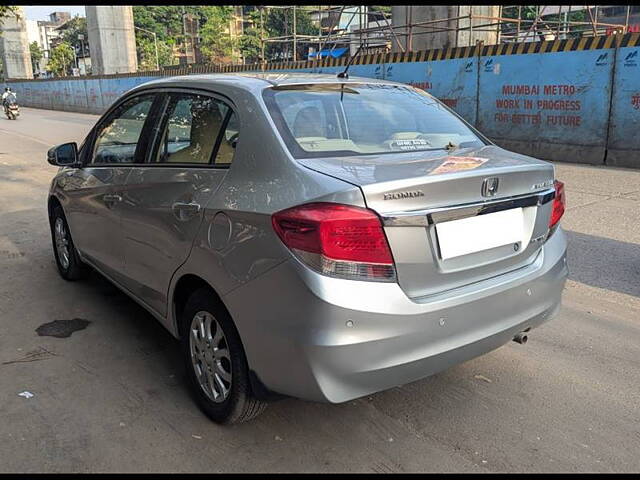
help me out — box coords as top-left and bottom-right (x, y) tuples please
(238, 8), (263, 63)
(132, 6), (209, 68)
(29, 41), (43, 72)
(255, 7), (317, 62)
(46, 42), (75, 76)
(130, 6), (321, 66)
(239, 25), (262, 64)
(132, 6), (207, 42)
(137, 35), (174, 71)
(369, 6), (391, 18)
(59, 15), (87, 48)
(198, 6), (235, 64)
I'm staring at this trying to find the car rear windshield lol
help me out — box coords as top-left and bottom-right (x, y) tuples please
(262, 83), (486, 159)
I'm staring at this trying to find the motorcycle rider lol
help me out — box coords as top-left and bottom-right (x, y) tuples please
(2, 87), (16, 103)
(2, 87), (17, 117)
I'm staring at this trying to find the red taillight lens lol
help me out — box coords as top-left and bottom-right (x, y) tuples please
(549, 180), (565, 228)
(272, 202), (396, 282)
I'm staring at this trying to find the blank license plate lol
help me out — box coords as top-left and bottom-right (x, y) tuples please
(435, 208), (524, 260)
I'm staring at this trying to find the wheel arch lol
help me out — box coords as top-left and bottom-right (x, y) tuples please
(170, 272), (282, 402)
(47, 195), (63, 219)
(171, 273), (230, 339)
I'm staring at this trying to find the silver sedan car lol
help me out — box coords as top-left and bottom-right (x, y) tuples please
(47, 73), (568, 424)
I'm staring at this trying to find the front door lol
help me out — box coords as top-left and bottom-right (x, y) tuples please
(64, 93), (158, 282)
(118, 91), (239, 316)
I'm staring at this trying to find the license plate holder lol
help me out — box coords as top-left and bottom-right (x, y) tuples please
(435, 207), (525, 260)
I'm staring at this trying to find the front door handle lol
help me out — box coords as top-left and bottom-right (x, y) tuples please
(172, 201), (201, 221)
(103, 194), (122, 207)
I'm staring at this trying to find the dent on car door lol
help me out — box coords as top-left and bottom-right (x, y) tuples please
(118, 92), (238, 316)
(63, 93), (158, 281)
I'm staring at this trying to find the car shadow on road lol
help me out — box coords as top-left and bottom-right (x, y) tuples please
(82, 267), (186, 372)
(565, 229), (640, 298)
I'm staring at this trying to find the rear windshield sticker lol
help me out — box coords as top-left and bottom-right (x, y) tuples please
(388, 138), (432, 151)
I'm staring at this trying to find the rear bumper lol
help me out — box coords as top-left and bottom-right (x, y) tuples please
(224, 228), (568, 403)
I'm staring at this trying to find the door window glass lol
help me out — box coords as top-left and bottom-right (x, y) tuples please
(92, 95), (154, 164)
(155, 94), (231, 165)
(213, 111), (238, 166)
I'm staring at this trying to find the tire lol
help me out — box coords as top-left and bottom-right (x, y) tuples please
(180, 287), (267, 424)
(50, 204), (88, 281)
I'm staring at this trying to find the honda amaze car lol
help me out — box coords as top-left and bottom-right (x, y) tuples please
(47, 73), (568, 424)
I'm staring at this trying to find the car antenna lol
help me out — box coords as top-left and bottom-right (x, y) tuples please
(337, 43), (365, 79)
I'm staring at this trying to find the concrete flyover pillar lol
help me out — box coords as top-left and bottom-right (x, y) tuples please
(0, 6), (33, 79)
(86, 5), (137, 75)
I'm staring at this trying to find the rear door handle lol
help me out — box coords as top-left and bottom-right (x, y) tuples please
(172, 202), (201, 220)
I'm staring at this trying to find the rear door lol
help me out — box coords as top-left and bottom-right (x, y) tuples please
(117, 90), (238, 316)
(63, 93), (158, 282)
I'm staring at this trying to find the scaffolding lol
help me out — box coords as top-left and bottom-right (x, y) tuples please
(258, 5), (398, 63)
(256, 5), (637, 64)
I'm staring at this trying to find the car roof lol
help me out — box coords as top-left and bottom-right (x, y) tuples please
(132, 72), (404, 94)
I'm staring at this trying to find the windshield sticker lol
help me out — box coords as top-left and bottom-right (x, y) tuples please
(388, 138), (432, 151)
(429, 156), (489, 175)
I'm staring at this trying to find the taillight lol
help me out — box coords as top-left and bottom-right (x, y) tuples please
(549, 180), (565, 228)
(272, 202), (396, 282)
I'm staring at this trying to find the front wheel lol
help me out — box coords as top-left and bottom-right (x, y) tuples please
(180, 287), (267, 424)
(49, 205), (88, 280)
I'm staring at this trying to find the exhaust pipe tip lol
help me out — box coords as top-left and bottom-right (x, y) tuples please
(513, 332), (528, 344)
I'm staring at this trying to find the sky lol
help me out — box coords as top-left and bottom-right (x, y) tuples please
(22, 5), (86, 21)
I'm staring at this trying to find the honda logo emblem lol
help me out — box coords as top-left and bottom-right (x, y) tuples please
(482, 177), (499, 197)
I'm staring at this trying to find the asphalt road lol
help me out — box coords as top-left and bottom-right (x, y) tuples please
(0, 107), (639, 473)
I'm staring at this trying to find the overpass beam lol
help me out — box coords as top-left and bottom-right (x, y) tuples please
(85, 6), (137, 75)
(0, 7), (33, 80)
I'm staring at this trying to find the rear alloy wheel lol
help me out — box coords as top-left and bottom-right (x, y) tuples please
(50, 205), (88, 280)
(180, 287), (267, 424)
(189, 311), (233, 403)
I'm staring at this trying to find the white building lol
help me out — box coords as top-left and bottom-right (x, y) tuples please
(24, 14), (70, 77)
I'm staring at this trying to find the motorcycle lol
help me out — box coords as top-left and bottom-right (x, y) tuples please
(4, 97), (20, 120)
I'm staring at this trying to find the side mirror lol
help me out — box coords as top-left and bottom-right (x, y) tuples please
(47, 142), (79, 167)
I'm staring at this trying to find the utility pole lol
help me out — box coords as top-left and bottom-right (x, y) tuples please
(318, 4), (322, 56)
(407, 5), (412, 51)
(625, 5), (631, 33)
(154, 31), (159, 69)
(260, 6), (265, 68)
(555, 6), (561, 39)
(182, 5), (187, 64)
(293, 5), (297, 61)
(74, 43), (79, 71)
(78, 33), (86, 74)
